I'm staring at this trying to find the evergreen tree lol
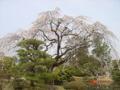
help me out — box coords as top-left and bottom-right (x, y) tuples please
(17, 39), (54, 87)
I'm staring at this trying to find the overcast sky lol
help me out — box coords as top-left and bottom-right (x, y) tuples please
(0, 0), (120, 45)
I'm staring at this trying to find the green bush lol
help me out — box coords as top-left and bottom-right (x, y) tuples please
(63, 77), (87, 90)
(112, 69), (120, 84)
(111, 60), (120, 84)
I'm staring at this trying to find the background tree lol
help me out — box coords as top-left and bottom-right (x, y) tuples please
(68, 46), (101, 77)
(92, 35), (112, 75)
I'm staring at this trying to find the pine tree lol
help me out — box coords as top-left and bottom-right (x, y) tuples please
(17, 39), (54, 87)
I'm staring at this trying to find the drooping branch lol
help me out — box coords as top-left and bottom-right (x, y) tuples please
(31, 9), (115, 71)
(39, 29), (56, 41)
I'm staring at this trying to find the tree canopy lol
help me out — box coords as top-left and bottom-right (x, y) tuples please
(29, 9), (115, 70)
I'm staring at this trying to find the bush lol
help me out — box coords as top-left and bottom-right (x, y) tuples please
(63, 76), (87, 90)
(112, 69), (120, 84)
(111, 61), (120, 84)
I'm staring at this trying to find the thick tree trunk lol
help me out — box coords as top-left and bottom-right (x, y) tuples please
(49, 60), (66, 71)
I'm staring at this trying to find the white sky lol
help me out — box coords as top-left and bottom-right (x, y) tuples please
(0, 0), (120, 55)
